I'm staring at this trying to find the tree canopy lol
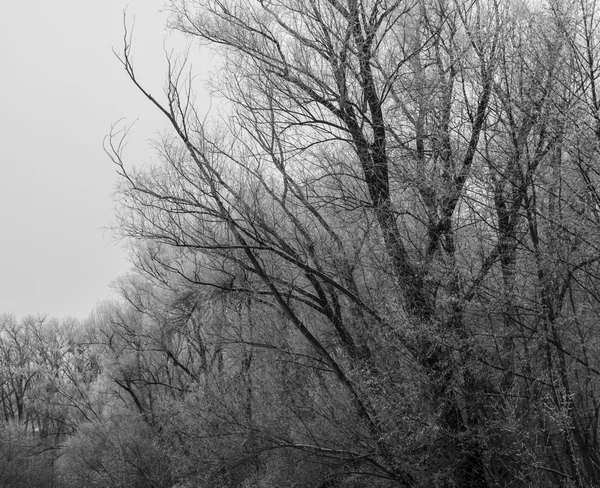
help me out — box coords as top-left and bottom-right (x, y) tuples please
(7, 0), (600, 487)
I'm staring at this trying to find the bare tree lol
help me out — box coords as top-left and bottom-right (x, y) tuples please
(106, 0), (600, 486)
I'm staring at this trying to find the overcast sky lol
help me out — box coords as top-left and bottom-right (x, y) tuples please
(0, 1), (206, 320)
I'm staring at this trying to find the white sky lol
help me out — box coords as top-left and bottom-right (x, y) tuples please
(0, 1), (208, 319)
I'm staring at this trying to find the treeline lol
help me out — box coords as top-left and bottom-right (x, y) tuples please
(7, 0), (600, 486)
(1, 279), (377, 487)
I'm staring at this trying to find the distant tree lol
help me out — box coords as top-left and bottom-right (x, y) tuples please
(0, 314), (101, 487)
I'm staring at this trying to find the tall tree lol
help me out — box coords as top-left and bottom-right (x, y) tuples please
(108, 0), (600, 486)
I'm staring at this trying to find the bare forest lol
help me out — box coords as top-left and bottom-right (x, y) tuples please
(5, 0), (600, 486)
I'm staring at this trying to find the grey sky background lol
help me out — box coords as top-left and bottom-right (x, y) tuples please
(0, 1), (202, 319)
